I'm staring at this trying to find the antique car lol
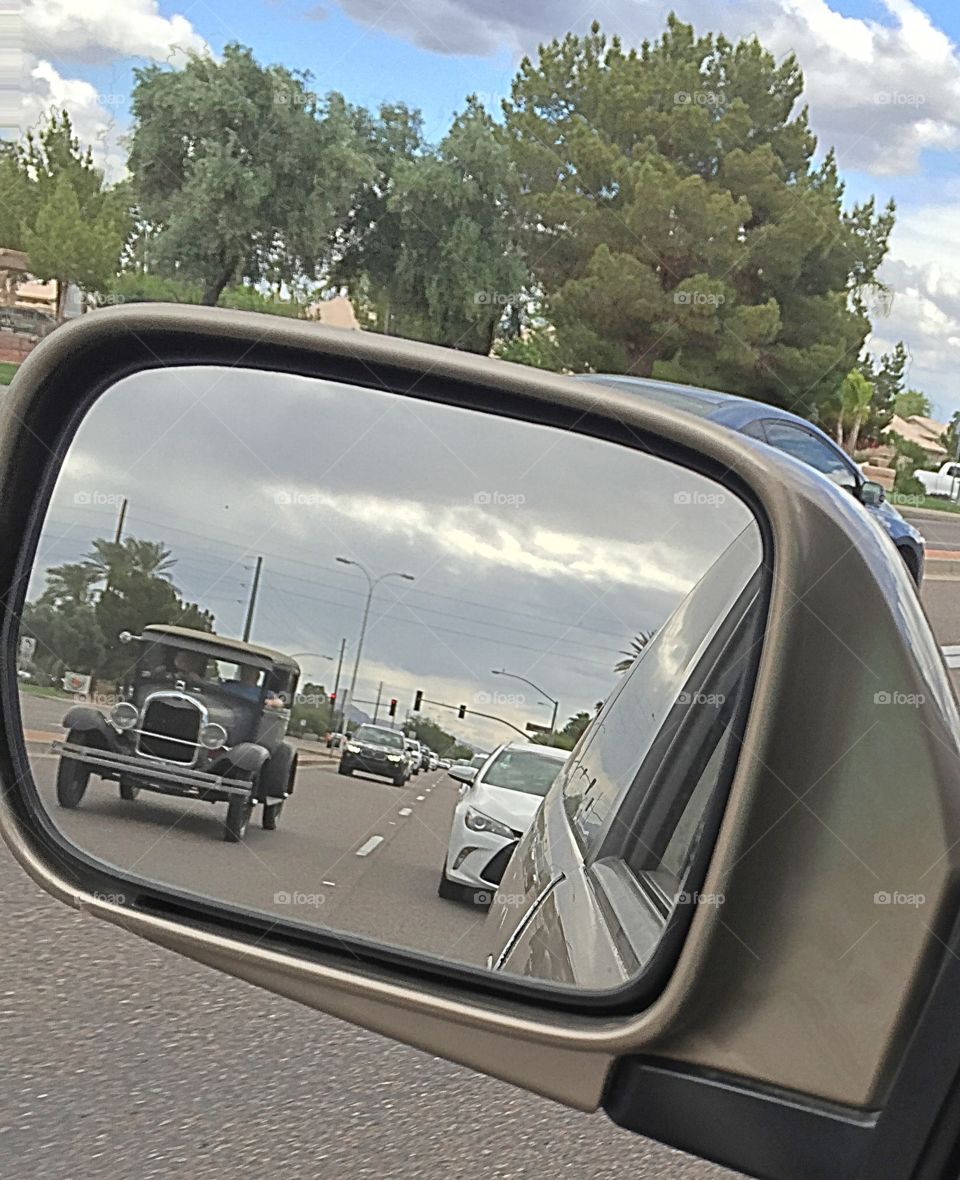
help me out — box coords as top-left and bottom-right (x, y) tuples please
(52, 625), (301, 842)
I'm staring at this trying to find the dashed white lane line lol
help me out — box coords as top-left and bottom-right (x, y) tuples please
(943, 644), (960, 668)
(355, 835), (384, 857)
(321, 880), (336, 887)
(398, 807), (412, 816)
(416, 795), (425, 801)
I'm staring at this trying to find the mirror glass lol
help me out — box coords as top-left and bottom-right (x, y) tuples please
(20, 366), (763, 993)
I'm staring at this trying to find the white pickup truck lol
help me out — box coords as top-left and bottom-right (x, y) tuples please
(916, 460), (960, 499)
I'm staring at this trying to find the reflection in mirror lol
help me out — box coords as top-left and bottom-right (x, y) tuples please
(21, 366), (762, 993)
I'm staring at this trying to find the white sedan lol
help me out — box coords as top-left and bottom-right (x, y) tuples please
(438, 742), (569, 907)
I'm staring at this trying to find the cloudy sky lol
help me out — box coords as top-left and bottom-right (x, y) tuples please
(33, 368), (756, 748)
(15, 0), (960, 417)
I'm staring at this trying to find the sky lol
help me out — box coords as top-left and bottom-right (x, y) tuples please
(16, 0), (960, 416)
(32, 367), (757, 750)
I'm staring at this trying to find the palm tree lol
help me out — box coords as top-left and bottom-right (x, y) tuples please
(614, 630), (654, 674)
(40, 561), (100, 608)
(84, 537), (175, 585)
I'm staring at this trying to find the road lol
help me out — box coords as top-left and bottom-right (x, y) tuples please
(903, 506), (960, 551)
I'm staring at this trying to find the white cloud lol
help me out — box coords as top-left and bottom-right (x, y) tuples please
(24, 0), (205, 66)
(335, 0), (960, 175)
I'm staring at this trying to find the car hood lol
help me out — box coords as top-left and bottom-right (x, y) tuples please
(470, 781), (544, 833)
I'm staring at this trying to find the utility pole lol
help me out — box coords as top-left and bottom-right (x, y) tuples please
(242, 555), (262, 642)
(373, 680), (383, 722)
(113, 497), (128, 544)
(331, 637), (346, 733)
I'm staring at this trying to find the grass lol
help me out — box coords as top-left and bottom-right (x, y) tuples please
(17, 682), (73, 699)
(0, 362), (20, 385)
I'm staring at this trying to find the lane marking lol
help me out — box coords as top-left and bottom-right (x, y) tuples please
(355, 835), (384, 857)
(416, 795), (425, 801)
(942, 644), (960, 668)
(322, 880), (336, 887)
(398, 807), (412, 816)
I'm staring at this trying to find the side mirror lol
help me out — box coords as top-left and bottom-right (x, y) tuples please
(448, 764), (477, 785)
(859, 480), (885, 506)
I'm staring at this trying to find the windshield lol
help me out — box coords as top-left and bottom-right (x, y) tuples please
(481, 748), (566, 798)
(354, 726), (404, 749)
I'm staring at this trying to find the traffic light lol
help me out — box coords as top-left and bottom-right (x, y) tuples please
(388, 698), (398, 717)
(329, 691), (336, 703)
(457, 704), (466, 719)
(413, 690), (423, 712)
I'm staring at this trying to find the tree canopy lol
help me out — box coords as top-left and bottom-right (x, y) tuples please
(502, 18), (895, 418)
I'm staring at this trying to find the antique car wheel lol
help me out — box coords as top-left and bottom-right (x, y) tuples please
(56, 740), (91, 809)
(262, 744), (297, 800)
(224, 794), (254, 842)
(119, 777), (140, 801)
(262, 800), (283, 830)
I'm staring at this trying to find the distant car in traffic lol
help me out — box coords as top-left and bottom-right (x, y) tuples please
(439, 742), (569, 907)
(404, 737), (422, 776)
(326, 731), (347, 749)
(578, 373), (926, 585)
(339, 724), (408, 786)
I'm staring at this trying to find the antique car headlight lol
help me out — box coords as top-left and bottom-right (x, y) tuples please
(199, 722), (228, 750)
(464, 808), (514, 839)
(109, 701), (139, 731)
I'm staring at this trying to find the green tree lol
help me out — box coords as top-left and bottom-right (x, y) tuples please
(894, 388), (932, 419)
(129, 43), (372, 306)
(38, 562), (100, 609)
(503, 19), (894, 417)
(20, 600), (106, 681)
(830, 369), (874, 454)
(940, 411), (960, 460)
(887, 431), (929, 497)
(858, 341), (907, 444)
(614, 629), (655, 674)
(16, 111), (128, 317)
(532, 711), (594, 750)
(336, 97), (526, 353)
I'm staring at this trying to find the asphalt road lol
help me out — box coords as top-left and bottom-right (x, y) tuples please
(902, 506), (960, 550)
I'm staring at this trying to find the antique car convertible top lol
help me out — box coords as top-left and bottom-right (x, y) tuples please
(53, 626), (301, 842)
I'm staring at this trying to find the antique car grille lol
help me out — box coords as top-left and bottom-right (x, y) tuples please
(138, 697), (202, 763)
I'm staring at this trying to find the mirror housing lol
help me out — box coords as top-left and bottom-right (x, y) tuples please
(859, 479), (885, 506)
(448, 764), (477, 785)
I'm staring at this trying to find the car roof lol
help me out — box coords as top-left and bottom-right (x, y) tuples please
(491, 741), (568, 762)
(577, 373), (825, 433)
(140, 625), (300, 673)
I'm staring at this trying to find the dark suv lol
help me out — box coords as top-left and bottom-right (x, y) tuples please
(339, 724), (408, 785)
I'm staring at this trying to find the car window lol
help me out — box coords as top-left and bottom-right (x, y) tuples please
(481, 749), (566, 797)
(354, 726), (404, 748)
(739, 419), (768, 442)
(761, 420), (858, 489)
(561, 525), (761, 857)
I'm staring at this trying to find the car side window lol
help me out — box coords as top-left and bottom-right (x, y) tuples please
(761, 420), (859, 489)
(739, 419), (768, 442)
(561, 525), (762, 859)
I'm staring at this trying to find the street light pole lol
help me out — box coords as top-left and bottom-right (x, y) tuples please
(337, 558), (414, 725)
(491, 668), (559, 734)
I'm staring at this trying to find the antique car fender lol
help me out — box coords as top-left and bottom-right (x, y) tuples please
(213, 742), (270, 778)
(61, 706), (123, 753)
